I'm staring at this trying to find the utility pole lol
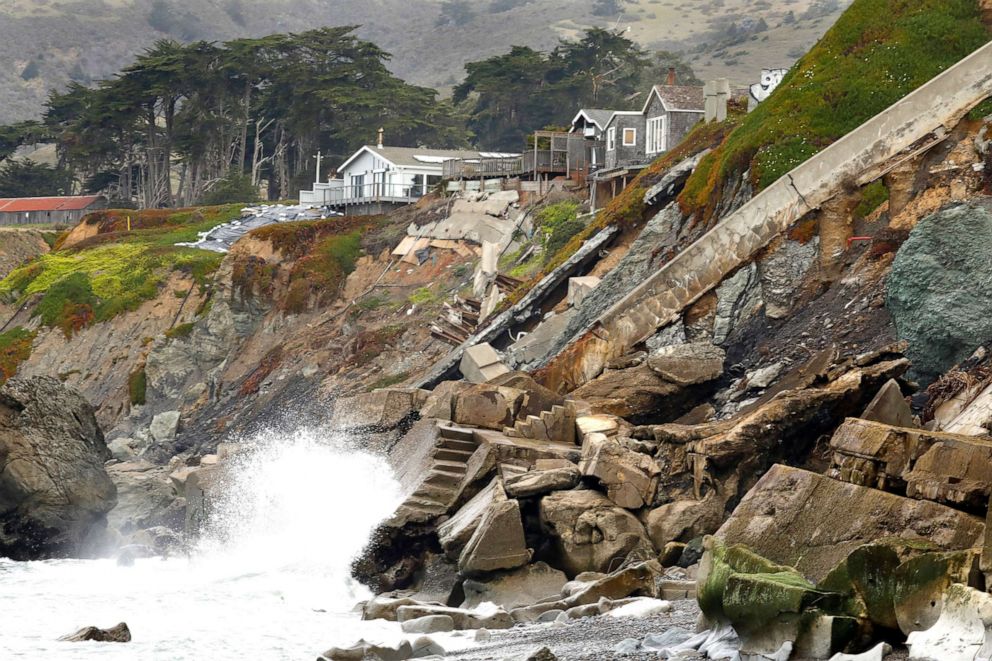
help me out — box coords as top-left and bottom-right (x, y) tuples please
(313, 150), (322, 185)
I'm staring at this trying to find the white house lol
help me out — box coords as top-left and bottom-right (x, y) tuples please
(299, 138), (491, 215)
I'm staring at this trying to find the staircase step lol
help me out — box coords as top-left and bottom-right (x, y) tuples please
(424, 470), (463, 487)
(434, 447), (475, 462)
(434, 460), (468, 474)
(439, 437), (478, 452)
(439, 425), (476, 442)
(404, 495), (448, 512)
(413, 482), (457, 504)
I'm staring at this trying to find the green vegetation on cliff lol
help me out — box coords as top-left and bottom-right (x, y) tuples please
(0, 205), (238, 337)
(679, 0), (990, 222)
(250, 214), (382, 314)
(0, 327), (36, 382)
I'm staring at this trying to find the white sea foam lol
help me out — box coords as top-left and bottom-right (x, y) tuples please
(0, 428), (406, 659)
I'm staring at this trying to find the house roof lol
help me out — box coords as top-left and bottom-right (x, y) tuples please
(338, 145), (493, 172)
(603, 111), (644, 128)
(643, 85), (706, 113)
(571, 109), (616, 131)
(0, 195), (103, 213)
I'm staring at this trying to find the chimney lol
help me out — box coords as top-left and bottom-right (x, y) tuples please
(666, 67), (677, 86)
(377, 127), (384, 149)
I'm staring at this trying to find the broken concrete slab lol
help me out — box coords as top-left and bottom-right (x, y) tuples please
(459, 343), (511, 384)
(860, 379), (916, 428)
(828, 417), (992, 510)
(579, 433), (659, 509)
(906, 584), (992, 661)
(567, 276), (601, 308)
(647, 342), (726, 386)
(437, 478), (505, 560)
(472, 429), (581, 466)
(504, 464), (580, 498)
(508, 310), (577, 366)
(415, 225), (619, 389)
(715, 465), (985, 582)
(330, 388), (419, 430)
(458, 496), (531, 575)
(576, 414), (620, 440)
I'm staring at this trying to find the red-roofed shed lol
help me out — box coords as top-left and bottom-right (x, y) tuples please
(0, 195), (105, 226)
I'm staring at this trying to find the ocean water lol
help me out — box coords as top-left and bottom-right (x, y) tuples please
(0, 429), (419, 660)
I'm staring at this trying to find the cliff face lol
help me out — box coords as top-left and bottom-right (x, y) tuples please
(0, 203), (480, 459)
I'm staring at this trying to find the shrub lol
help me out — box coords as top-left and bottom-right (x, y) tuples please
(0, 327), (36, 382)
(128, 367), (147, 406)
(165, 322), (195, 340)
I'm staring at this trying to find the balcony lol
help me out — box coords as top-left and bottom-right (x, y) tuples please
(300, 180), (426, 208)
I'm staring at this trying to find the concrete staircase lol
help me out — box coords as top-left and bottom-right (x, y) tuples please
(537, 40), (992, 394)
(503, 403), (577, 445)
(392, 425), (480, 525)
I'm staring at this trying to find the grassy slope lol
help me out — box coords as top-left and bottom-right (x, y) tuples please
(0, 205), (239, 338)
(678, 0), (991, 223)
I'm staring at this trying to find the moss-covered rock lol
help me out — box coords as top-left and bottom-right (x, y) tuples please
(887, 201), (992, 382)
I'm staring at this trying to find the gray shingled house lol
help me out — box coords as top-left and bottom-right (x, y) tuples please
(590, 76), (705, 209)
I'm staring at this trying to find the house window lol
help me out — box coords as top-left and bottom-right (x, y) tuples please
(622, 128), (637, 146)
(607, 127), (616, 151)
(646, 116), (667, 154)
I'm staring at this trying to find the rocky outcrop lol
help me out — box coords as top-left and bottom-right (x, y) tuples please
(59, 622), (131, 643)
(888, 201), (992, 382)
(0, 376), (116, 560)
(106, 460), (185, 542)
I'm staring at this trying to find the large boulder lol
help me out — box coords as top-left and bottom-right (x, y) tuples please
(887, 201), (992, 382)
(452, 384), (525, 430)
(569, 363), (682, 419)
(647, 342), (726, 386)
(539, 489), (654, 576)
(106, 461), (185, 540)
(715, 465), (985, 582)
(462, 562), (568, 610)
(0, 376), (116, 559)
(645, 492), (725, 549)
